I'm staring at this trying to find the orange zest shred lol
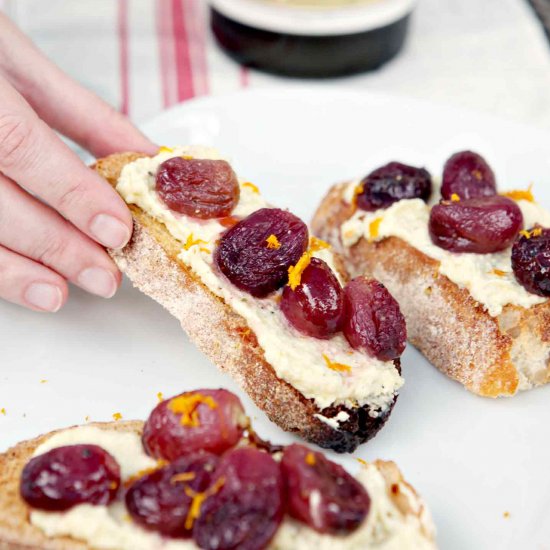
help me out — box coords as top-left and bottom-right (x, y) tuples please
(368, 217), (382, 242)
(124, 460), (168, 487)
(322, 354), (352, 374)
(490, 269), (507, 277)
(266, 234), (281, 249)
(1, 408), (5, 416)
(157, 392), (164, 403)
(168, 393), (218, 428)
(287, 237), (331, 290)
(503, 511), (510, 519)
(242, 181), (259, 194)
(520, 227), (543, 239)
(85, 415), (90, 422)
(288, 251), (311, 291)
(182, 155), (194, 160)
(356, 458), (368, 466)
(501, 184), (535, 203)
(352, 183), (364, 209)
(305, 452), (316, 466)
(183, 233), (208, 252)
(112, 412), (123, 421)
(472, 169), (483, 181)
(309, 236), (330, 252)
(170, 471), (197, 484)
(450, 193), (461, 202)
(40, 379), (48, 384)
(184, 477), (225, 530)
(158, 146), (174, 154)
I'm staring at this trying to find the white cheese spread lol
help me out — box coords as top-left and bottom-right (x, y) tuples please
(314, 411), (350, 429)
(341, 180), (550, 317)
(115, 147), (403, 412)
(29, 426), (436, 550)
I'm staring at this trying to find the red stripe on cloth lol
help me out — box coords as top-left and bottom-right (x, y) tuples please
(172, 0), (195, 102)
(240, 66), (250, 88)
(118, 0), (130, 115)
(186, 0), (209, 97)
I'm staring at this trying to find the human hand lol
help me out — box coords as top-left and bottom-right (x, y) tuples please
(0, 14), (157, 312)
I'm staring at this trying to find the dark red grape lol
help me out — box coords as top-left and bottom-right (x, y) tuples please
(281, 257), (343, 339)
(125, 453), (219, 537)
(429, 195), (523, 253)
(343, 278), (406, 361)
(441, 151), (497, 200)
(281, 444), (370, 534)
(20, 445), (120, 511)
(142, 389), (247, 461)
(215, 208), (308, 297)
(357, 162), (432, 212)
(512, 227), (550, 296)
(192, 447), (284, 550)
(156, 157), (239, 219)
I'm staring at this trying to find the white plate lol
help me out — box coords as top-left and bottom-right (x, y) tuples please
(2, 88), (550, 550)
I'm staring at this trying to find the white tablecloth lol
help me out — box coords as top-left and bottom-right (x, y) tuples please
(2, 0), (550, 129)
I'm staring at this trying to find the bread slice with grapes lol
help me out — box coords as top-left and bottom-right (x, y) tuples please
(93, 148), (405, 453)
(312, 161), (550, 397)
(0, 411), (436, 549)
(0, 421), (142, 550)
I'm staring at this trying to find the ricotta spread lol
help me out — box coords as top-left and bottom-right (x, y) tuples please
(341, 180), (550, 317)
(116, 147), (403, 412)
(314, 411), (350, 429)
(29, 426), (436, 550)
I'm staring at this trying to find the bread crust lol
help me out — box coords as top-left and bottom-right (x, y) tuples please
(0, 423), (434, 549)
(93, 154), (399, 453)
(312, 182), (550, 397)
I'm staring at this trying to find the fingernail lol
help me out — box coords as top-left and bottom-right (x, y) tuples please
(90, 214), (131, 249)
(25, 283), (63, 312)
(77, 267), (118, 299)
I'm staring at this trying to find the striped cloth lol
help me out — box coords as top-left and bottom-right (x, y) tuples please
(2, 0), (550, 128)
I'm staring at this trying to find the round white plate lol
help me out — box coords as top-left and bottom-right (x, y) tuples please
(2, 88), (550, 550)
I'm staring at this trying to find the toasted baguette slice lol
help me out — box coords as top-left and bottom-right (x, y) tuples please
(0, 423), (436, 550)
(0, 421), (142, 550)
(312, 182), (550, 398)
(93, 153), (400, 453)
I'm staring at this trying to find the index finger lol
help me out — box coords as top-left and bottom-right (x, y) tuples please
(0, 76), (132, 250)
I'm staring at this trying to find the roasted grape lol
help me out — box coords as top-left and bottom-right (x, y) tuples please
(357, 162), (432, 212)
(343, 278), (406, 361)
(429, 195), (523, 253)
(125, 453), (219, 537)
(281, 444), (370, 534)
(20, 445), (120, 511)
(156, 157), (239, 219)
(142, 389), (247, 461)
(193, 447), (284, 550)
(281, 257), (343, 339)
(441, 150), (497, 200)
(512, 227), (550, 296)
(215, 208), (308, 297)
